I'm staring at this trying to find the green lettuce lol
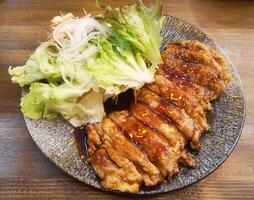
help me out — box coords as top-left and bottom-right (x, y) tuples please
(85, 38), (156, 93)
(21, 82), (104, 126)
(9, 42), (61, 87)
(102, 0), (165, 65)
(9, 1), (164, 127)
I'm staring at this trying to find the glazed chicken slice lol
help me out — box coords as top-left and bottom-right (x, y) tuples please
(103, 145), (143, 187)
(161, 40), (230, 97)
(146, 74), (209, 131)
(90, 148), (141, 193)
(175, 40), (229, 77)
(137, 88), (203, 149)
(86, 123), (103, 156)
(109, 111), (180, 177)
(129, 102), (185, 148)
(129, 102), (195, 167)
(156, 68), (213, 110)
(86, 124), (142, 193)
(101, 118), (163, 186)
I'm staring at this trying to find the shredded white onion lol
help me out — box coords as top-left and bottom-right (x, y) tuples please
(52, 14), (108, 62)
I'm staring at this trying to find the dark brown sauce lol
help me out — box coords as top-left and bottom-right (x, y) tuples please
(74, 127), (89, 161)
(104, 89), (133, 114)
(74, 90), (134, 161)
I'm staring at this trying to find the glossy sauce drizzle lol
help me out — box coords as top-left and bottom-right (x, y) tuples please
(74, 127), (89, 161)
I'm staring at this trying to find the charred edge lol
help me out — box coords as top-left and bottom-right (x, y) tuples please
(161, 68), (194, 84)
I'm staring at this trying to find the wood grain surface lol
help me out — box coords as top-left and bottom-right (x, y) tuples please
(0, 0), (253, 199)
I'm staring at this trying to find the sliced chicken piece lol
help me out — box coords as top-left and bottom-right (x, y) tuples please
(86, 123), (103, 156)
(179, 40), (229, 77)
(146, 75), (209, 131)
(91, 148), (140, 193)
(102, 118), (163, 186)
(161, 40), (230, 97)
(137, 88), (202, 149)
(157, 68), (213, 109)
(104, 145), (143, 186)
(129, 102), (185, 149)
(86, 124), (142, 193)
(129, 102), (195, 167)
(179, 149), (196, 167)
(109, 111), (180, 177)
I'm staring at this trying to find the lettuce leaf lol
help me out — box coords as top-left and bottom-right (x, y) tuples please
(9, 42), (61, 87)
(102, 0), (165, 65)
(21, 82), (104, 126)
(85, 38), (155, 93)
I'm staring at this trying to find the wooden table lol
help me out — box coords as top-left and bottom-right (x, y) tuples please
(0, 0), (253, 199)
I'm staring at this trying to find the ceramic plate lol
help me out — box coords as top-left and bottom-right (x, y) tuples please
(23, 16), (245, 195)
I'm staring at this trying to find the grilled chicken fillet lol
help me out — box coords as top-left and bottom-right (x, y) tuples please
(85, 40), (230, 193)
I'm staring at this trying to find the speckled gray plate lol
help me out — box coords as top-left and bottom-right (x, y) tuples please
(22, 16), (245, 195)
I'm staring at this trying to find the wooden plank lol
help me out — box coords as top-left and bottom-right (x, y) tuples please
(0, 0), (253, 199)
